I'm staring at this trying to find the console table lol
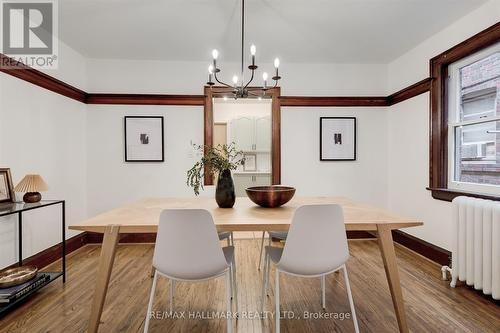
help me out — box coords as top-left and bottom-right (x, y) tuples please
(0, 200), (66, 316)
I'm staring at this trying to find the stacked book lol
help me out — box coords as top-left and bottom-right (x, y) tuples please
(0, 274), (50, 304)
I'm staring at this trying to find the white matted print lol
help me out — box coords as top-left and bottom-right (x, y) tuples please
(320, 117), (356, 161)
(125, 116), (164, 162)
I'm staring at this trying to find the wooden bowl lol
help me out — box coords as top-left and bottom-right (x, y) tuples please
(245, 186), (296, 208)
(0, 266), (38, 288)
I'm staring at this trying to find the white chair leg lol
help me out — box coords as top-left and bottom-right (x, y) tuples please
(232, 258), (239, 316)
(343, 265), (359, 333)
(275, 270), (280, 333)
(258, 231), (265, 270)
(144, 271), (158, 333)
(170, 279), (175, 314)
(225, 270), (233, 333)
(321, 275), (326, 309)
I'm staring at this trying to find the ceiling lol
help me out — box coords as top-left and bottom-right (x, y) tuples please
(59, 0), (487, 63)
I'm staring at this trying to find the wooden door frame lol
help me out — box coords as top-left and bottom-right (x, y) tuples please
(204, 86), (281, 186)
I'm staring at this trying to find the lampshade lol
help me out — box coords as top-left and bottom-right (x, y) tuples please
(14, 174), (49, 193)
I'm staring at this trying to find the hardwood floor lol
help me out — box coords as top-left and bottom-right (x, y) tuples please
(0, 239), (498, 333)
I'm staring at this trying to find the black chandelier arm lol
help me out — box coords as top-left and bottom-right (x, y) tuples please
(213, 71), (233, 88)
(243, 69), (255, 89)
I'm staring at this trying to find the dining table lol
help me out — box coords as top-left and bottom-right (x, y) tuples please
(69, 196), (423, 333)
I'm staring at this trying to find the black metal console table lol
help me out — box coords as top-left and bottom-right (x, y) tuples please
(0, 200), (65, 316)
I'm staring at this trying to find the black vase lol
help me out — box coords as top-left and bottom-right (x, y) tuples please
(216, 169), (235, 208)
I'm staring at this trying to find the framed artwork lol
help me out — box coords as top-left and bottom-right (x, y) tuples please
(320, 117), (356, 161)
(124, 116), (164, 162)
(243, 153), (257, 171)
(0, 168), (15, 203)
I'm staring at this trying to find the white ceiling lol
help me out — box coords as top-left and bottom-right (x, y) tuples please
(59, 0), (487, 63)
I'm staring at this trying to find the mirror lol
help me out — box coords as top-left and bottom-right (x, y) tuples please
(213, 98), (273, 196)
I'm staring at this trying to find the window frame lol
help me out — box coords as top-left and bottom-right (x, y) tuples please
(428, 22), (500, 202)
(446, 44), (500, 196)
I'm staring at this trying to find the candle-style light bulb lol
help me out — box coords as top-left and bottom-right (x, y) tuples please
(274, 58), (280, 68)
(232, 75), (238, 85)
(263, 72), (268, 88)
(207, 64), (214, 84)
(211, 49), (218, 70)
(250, 44), (256, 56)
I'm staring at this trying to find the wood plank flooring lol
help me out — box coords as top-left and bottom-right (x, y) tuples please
(0, 238), (498, 332)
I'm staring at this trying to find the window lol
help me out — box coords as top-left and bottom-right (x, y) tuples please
(447, 44), (500, 196)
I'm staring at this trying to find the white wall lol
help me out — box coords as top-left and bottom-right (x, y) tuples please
(86, 105), (203, 217)
(84, 60), (389, 216)
(86, 59), (388, 96)
(283, 107), (388, 207)
(0, 41), (87, 267)
(387, 0), (500, 250)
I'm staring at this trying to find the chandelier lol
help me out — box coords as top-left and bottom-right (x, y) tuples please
(206, 0), (282, 98)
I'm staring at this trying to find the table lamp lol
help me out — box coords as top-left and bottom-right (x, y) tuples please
(14, 174), (49, 203)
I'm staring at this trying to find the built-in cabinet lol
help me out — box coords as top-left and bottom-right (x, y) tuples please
(231, 116), (271, 151)
(234, 174), (271, 196)
(229, 115), (272, 196)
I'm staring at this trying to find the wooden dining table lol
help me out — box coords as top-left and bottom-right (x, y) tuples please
(69, 196), (423, 333)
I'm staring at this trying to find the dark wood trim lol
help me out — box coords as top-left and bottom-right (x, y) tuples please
(280, 96), (388, 107)
(1, 52), (436, 110)
(7, 232), (87, 270)
(429, 22), (500, 200)
(428, 187), (500, 202)
(86, 232), (157, 244)
(0, 53), (86, 103)
(12, 229), (445, 271)
(86, 93), (204, 105)
(387, 78), (432, 105)
(271, 87), (281, 185)
(391, 230), (450, 266)
(203, 86), (215, 185)
(203, 86), (282, 185)
(347, 231), (376, 239)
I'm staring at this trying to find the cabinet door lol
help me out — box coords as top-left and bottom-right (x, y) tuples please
(254, 175), (271, 186)
(255, 116), (271, 151)
(233, 174), (254, 197)
(231, 117), (255, 151)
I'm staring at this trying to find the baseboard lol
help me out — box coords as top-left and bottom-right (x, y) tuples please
(7, 232), (87, 270)
(391, 230), (450, 266)
(18, 229), (448, 271)
(86, 232), (157, 244)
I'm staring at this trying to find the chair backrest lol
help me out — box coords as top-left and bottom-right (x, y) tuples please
(278, 204), (349, 276)
(153, 209), (229, 280)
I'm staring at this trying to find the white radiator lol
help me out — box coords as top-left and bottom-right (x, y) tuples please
(442, 196), (500, 300)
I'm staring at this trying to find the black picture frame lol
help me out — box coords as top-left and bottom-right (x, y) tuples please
(124, 116), (165, 162)
(320, 117), (357, 161)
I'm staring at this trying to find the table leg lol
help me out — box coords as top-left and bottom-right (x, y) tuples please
(376, 225), (409, 333)
(88, 225), (120, 333)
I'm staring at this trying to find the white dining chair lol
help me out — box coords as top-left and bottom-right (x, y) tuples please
(149, 233), (233, 278)
(144, 209), (238, 333)
(261, 204), (359, 333)
(257, 231), (287, 270)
